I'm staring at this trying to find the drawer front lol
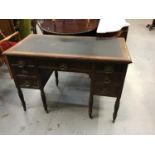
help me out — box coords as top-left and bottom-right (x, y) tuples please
(93, 71), (124, 97)
(95, 63), (125, 73)
(94, 73), (124, 86)
(38, 59), (91, 72)
(12, 67), (37, 76)
(8, 56), (37, 76)
(93, 84), (120, 97)
(8, 56), (35, 68)
(16, 75), (39, 89)
(68, 61), (91, 72)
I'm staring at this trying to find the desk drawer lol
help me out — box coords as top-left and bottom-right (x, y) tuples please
(94, 73), (124, 86)
(93, 72), (124, 97)
(95, 63), (125, 73)
(12, 67), (37, 76)
(93, 84), (120, 97)
(8, 56), (35, 68)
(38, 59), (91, 72)
(16, 75), (39, 89)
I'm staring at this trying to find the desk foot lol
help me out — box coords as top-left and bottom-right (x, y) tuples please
(146, 24), (153, 31)
(55, 70), (59, 86)
(45, 109), (48, 113)
(40, 89), (48, 113)
(113, 98), (120, 122)
(17, 87), (26, 111)
(89, 113), (93, 119)
(146, 19), (155, 31)
(89, 92), (93, 119)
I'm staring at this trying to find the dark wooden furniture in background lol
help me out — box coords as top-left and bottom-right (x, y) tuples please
(4, 34), (132, 122)
(0, 30), (20, 67)
(33, 19), (99, 36)
(0, 19), (20, 56)
(0, 20), (15, 36)
(146, 19), (155, 31)
(32, 19), (129, 40)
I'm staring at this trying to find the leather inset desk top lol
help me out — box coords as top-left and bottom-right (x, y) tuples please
(5, 34), (131, 63)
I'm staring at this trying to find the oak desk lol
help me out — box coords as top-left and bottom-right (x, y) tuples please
(4, 34), (132, 122)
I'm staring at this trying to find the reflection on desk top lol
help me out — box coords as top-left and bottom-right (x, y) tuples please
(5, 34), (132, 63)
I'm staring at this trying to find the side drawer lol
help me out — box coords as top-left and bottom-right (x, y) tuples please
(93, 84), (120, 97)
(95, 63), (125, 73)
(8, 56), (35, 68)
(16, 75), (40, 89)
(93, 73), (124, 86)
(12, 67), (37, 76)
(93, 72), (124, 97)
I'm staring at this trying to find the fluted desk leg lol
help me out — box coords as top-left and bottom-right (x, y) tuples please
(40, 89), (48, 113)
(89, 80), (93, 119)
(17, 87), (26, 111)
(113, 97), (120, 123)
(55, 70), (59, 86)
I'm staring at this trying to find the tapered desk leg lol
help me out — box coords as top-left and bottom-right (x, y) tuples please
(40, 89), (48, 113)
(113, 97), (120, 123)
(89, 90), (93, 119)
(55, 70), (59, 86)
(17, 87), (26, 111)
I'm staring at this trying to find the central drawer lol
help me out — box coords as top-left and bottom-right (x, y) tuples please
(38, 58), (91, 72)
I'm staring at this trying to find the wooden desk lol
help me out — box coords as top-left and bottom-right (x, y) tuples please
(4, 34), (132, 122)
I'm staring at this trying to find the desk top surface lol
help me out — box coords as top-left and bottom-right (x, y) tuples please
(5, 34), (131, 63)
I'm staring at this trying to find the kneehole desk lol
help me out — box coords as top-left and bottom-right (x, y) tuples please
(4, 34), (132, 122)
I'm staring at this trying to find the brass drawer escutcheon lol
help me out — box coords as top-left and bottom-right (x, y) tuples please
(58, 63), (68, 71)
(104, 66), (114, 74)
(23, 81), (31, 87)
(17, 60), (26, 68)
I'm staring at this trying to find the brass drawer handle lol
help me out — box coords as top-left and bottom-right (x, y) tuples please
(101, 88), (109, 94)
(59, 63), (68, 70)
(104, 66), (114, 74)
(21, 70), (29, 74)
(23, 81), (31, 87)
(104, 77), (111, 84)
(18, 61), (26, 68)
